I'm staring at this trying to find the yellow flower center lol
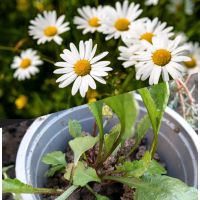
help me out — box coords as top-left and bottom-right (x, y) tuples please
(140, 32), (155, 43)
(15, 95), (28, 109)
(88, 17), (100, 27)
(74, 59), (91, 76)
(20, 58), (31, 69)
(152, 49), (171, 66)
(184, 57), (196, 69)
(44, 26), (57, 37)
(115, 18), (130, 31)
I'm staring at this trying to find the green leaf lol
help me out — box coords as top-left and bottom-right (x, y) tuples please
(138, 83), (169, 134)
(116, 152), (151, 178)
(88, 101), (104, 150)
(96, 194), (110, 200)
(104, 175), (198, 200)
(103, 123), (121, 156)
(68, 119), (82, 138)
(55, 185), (78, 200)
(45, 165), (65, 177)
(135, 114), (151, 145)
(138, 83), (170, 156)
(138, 88), (158, 134)
(146, 160), (167, 176)
(135, 175), (198, 200)
(73, 162), (101, 187)
(3, 178), (62, 194)
(42, 151), (66, 166)
(103, 93), (138, 142)
(149, 83), (170, 114)
(69, 136), (98, 165)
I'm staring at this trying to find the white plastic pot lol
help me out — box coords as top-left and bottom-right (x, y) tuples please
(16, 94), (198, 200)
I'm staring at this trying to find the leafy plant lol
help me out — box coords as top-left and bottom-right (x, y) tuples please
(3, 82), (198, 199)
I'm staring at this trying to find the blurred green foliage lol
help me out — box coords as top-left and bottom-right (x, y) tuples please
(0, 0), (199, 118)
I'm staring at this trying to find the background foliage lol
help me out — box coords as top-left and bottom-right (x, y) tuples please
(0, 0), (200, 118)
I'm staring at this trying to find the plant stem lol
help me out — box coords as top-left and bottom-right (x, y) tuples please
(178, 79), (194, 104)
(95, 0), (99, 6)
(95, 119), (109, 167)
(120, 70), (134, 93)
(86, 185), (96, 196)
(0, 45), (20, 52)
(150, 134), (158, 157)
(0, 45), (55, 65)
(40, 55), (55, 65)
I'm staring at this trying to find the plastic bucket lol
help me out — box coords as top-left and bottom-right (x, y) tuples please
(15, 94), (198, 200)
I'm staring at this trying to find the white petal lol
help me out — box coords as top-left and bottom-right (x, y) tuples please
(58, 74), (77, 88)
(90, 52), (109, 64)
(72, 76), (82, 96)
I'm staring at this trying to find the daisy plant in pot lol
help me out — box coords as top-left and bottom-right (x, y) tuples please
(3, 82), (198, 200)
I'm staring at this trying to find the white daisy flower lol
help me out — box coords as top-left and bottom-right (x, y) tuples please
(100, 0), (143, 41)
(145, 0), (159, 6)
(119, 18), (174, 68)
(184, 42), (200, 74)
(29, 10), (70, 45)
(54, 39), (112, 97)
(133, 35), (191, 85)
(74, 5), (105, 34)
(118, 43), (144, 68)
(11, 49), (43, 81)
(124, 17), (174, 46)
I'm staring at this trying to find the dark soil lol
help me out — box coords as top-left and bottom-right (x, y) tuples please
(43, 138), (165, 200)
(2, 119), (34, 200)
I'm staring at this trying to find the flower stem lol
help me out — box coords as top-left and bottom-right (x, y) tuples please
(0, 45), (20, 52)
(120, 70), (134, 93)
(95, 0), (99, 6)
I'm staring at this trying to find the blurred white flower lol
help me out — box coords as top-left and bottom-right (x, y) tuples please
(11, 49), (43, 81)
(118, 43), (143, 68)
(184, 42), (200, 74)
(74, 6), (105, 34)
(124, 17), (174, 46)
(100, 0), (143, 41)
(54, 39), (112, 97)
(145, 0), (159, 6)
(133, 35), (191, 85)
(29, 10), (70, 45)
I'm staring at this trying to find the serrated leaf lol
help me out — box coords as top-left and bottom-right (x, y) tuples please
(135, 114), (150, 144)
(96, 194), (110, 200)
(64, 163), (74, 181)
(105, 175), (198, 200)
(68, 119), (82, 138)
(42, 151), (66, 166)
(145, 160), (167, 175)
(116, 152), (151, 178)
(45, 165), (65, 177)
(55, 185), (78, 200)
(73, 162), (100, 187)
(3, 178), (61, 194)
(103, 123), (121, 156)
(103, 93), (138, 142)
(149, 83), (170, 114)
(138, 83), (169, 134)
(69, 136), (98, 165)
(135, 175), (198, 200)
